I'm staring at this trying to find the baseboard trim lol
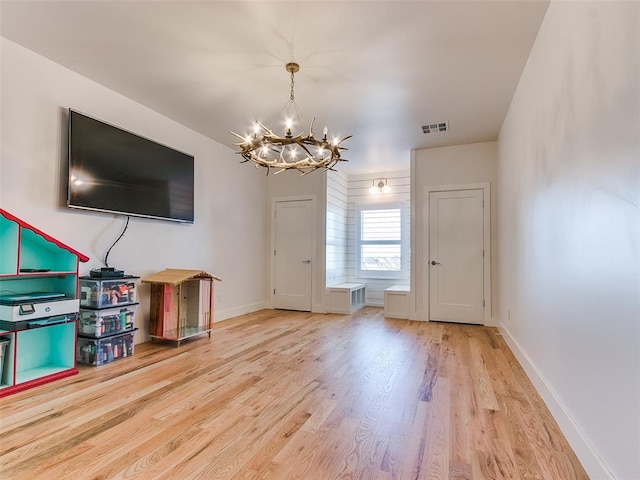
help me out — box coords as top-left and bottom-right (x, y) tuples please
(498, 322), (614, 480)
(215, 302), (266, 322)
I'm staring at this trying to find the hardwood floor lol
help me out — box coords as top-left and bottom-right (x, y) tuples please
(0, 307), (588, 480)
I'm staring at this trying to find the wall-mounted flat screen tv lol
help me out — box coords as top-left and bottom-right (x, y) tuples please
(67, 109), (194, 223)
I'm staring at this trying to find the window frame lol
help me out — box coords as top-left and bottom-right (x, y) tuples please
(356, 202), (404, 280)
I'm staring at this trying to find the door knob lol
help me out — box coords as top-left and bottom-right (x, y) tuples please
(431, 260), (441, 265)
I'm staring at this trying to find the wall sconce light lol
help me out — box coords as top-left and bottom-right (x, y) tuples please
(369, 178), (391, 194)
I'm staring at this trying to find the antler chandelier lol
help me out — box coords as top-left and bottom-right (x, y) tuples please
(230, 62), (351, 175)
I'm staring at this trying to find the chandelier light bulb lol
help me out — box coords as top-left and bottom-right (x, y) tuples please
(285, 118), (293, 137)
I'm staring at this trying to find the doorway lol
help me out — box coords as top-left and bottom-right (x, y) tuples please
(427, 186), (490, 324)
(271, 199), (314, 311)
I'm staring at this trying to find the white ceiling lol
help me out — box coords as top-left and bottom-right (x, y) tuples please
(0, 0), (549, 175)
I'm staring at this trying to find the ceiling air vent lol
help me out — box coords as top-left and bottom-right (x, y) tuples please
(422, 122), (449, 134)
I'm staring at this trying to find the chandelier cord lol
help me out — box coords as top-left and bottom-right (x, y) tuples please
(290, 69), (295, 102)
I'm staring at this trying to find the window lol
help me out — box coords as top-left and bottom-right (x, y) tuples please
(358, 205), (403, 278)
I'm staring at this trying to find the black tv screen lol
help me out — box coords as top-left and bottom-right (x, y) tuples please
(67, 109), (194, 223)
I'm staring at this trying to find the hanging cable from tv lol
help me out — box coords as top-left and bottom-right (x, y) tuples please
(104, 215), (130, 267)
(90, 216), (130, 278)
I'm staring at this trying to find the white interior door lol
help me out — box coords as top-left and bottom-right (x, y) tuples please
(272, 199), (313, 311)
(429, 189), (485, 324)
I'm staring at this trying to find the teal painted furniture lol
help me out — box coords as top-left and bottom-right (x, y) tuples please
(0, 209), (88, 397)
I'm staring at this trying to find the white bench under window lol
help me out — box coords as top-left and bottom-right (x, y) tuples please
(384, 285), (409, 319)
(327, 283), (365, 314)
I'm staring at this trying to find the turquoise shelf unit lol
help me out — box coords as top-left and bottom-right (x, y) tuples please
(0, 209), (89, 397)
(16, 322), (76, 384)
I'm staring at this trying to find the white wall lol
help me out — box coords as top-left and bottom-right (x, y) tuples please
(326, 170), (348, 286)
(411, 141), (498, 322)
(347, 171), (411, 306)
(0, 38), (269, 341)
(497, 2), (639, 478)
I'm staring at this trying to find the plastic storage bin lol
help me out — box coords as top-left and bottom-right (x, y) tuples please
(78, 306), (136, 338)
(77, 329), (137, 366)
(79, 276), (139, 308)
